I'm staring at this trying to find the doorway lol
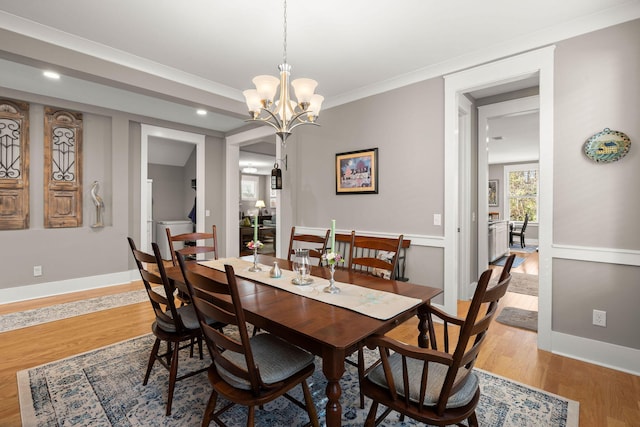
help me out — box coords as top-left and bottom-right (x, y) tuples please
(140, 125), (205, 253)
(444, 46), (554, 350)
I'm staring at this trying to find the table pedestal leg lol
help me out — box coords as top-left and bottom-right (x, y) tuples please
(322, 349), (345, 427)
(418, 303), (432, 349)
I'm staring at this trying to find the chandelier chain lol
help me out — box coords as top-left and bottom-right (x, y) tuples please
(282, 0), (288, 64)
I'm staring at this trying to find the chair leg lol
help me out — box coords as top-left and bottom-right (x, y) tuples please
(144, 338), (161, 385)
(202, 390), (218, 427)
(521, 234), (525, 248)
(357, 347), (366, 409)
(301, 380), (319, 427)
(166, 339), (181, 416)
(246, 405), (256, 427)
(364, 402), (378, 427)
(467, 411), (479, 427)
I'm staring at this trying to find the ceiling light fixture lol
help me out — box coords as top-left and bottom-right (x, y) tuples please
(243, 0), (323, 146)
(242, 165), (258, 174)
(43, 70), (60, 80)
(196, 109), (207, 116)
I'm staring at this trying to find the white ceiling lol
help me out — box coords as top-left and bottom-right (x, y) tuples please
(1, 0), (638, 138)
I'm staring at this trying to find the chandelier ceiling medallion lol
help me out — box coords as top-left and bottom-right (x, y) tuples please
(243, 0), (324, 146)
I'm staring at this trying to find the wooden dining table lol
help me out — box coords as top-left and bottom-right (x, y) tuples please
(165, 254), (442, 427)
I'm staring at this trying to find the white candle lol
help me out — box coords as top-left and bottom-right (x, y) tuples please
(331, 219), (336, 253)
(254, 215), (258, 242)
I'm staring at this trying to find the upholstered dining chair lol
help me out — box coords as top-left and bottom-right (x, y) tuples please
(176, 254), (319, 427)
(287, 226), (331, 266)
(348, 234), (404, 280)
(509, 213), (529, 248)
(359, 263), (513, 427)
(127, 237), (214, 416)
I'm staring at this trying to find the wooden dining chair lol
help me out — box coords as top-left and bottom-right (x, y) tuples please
(287, 226), (330, 266)
(166, 224), (219, 304)
(176, 255), (319, 427)
(166, 224), (219, 266)
(127, 237), (210, 416)
(348, 233), (404, 280)
(360, 265), (513, 427)
(346, 232), (403, 408)
(509, 213), (529, 248)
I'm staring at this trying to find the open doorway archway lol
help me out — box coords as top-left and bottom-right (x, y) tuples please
(444, 46), (554, 350)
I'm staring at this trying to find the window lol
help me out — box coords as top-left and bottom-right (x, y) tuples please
(505, 163), (538, 222)
(240, 174), (258, 201)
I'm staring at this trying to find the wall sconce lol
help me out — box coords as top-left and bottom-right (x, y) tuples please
(271, 163), (282, 190)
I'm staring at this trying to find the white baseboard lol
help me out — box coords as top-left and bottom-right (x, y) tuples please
(551, 331), (640, 376)
(0, 270), (139, 304)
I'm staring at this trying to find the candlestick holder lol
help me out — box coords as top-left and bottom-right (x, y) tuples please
(323, 263), (340, 294)
(248, 247), (262, 272)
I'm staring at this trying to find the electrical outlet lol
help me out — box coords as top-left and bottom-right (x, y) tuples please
(33, 265), (42, 277)
(592, 309), (606, 327)
(433, 214), (442, 226)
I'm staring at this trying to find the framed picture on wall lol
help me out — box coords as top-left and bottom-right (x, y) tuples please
(488, 179), (498, 207)
(335, 148), (378, 194)
(241, 175), (259, 201)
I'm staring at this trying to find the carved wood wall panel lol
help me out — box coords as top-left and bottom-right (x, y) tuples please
(0, 99), (30, 230)
(44, 107), (83, 228)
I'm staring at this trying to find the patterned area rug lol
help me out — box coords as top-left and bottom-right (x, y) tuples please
(18, 332), (578, 426)
(0, 286), (161, 333)
(496, 307), (539, 331)
(509, 244), (538, 253)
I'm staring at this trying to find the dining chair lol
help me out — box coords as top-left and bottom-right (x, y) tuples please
(347, 232), (403, 408)
(509, 213), (529, 248)
(360, 264), (513, 427)
(348, 233), (404, 280)
(287, 226), (331, 266)
(166, 224), (219, 304)
(127, 237), (212, 416)
(176, 254), (319, 427)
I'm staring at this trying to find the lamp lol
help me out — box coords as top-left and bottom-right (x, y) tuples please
(255, 200), (266, 209)
(243, 0), (323, 146)
(271, 163), (282, 190)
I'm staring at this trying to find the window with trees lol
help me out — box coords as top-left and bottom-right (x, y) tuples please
(505, 163), (538, 222)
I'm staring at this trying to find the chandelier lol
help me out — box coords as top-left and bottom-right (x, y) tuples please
(243, 0), (324, 145)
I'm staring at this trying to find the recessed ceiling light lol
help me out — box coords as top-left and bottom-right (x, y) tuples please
(196, 109), (207, 116)
(43, 70), (60, 80)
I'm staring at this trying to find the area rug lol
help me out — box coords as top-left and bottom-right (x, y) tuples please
(492, 255), (526, 268)
(0, 286), (160, 333)
(509, 243), (538, 253)
(506, 272), (539, 296)
(496, 307), (538, 331)
(18, 332), (578, 426)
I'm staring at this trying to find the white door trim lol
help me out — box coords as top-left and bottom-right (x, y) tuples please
(444, 45), (554, 350)
(140, 124), (205, 253)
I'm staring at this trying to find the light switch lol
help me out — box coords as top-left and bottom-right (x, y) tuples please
(205, 210), (211, 217)
(433, 214), (442, 226)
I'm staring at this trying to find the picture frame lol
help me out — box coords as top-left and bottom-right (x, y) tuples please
(488, 179), (498, 207)
(241, 175), (259, 201)
(335, 148), (378, 194)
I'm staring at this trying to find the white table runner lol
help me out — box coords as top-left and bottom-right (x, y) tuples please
(198, 258), (422, 320)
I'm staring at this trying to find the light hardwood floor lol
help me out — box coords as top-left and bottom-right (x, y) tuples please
(1, 255), (638, 426)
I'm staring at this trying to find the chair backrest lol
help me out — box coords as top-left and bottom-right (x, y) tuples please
(367, 266), (512, 417)
(166, 224), (218, 266)
(287, 226), (330, 266)
(127, 237), (187, 332)
(521, 213), (529, 232)
(176, 255), (265, 393)
(349, 233), (403, 280)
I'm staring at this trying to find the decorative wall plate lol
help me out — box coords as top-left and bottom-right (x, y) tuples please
(583, 128), (631, 163)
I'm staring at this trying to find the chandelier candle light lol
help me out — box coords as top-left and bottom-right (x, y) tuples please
(243, 0), (324, 146)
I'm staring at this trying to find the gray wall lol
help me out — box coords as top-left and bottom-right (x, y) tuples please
(282, 77), (446, 299)
(551, 19), (640, 347)
(0, 89), (226, 289)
